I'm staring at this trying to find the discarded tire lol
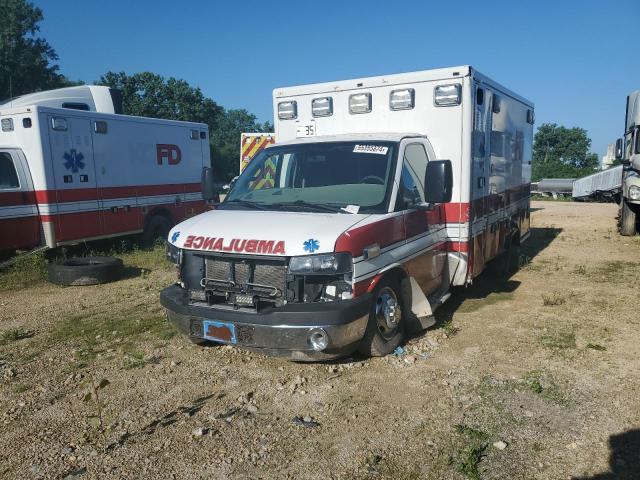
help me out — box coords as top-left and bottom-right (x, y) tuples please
(47, 256), (124, 286)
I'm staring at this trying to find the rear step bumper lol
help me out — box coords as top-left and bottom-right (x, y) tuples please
(160, 284), (371, 361)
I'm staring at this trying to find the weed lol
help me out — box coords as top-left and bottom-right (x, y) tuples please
(451, 424), (488, 480)
(541, 292), (566, 306)
(523, 371), (544, 394)
(573, 265), (587, 275)
(0, 252), (48, 291)
(586, 343), (606, 351)
(452, 445), (487, 480)
(442, 320), (459, 337)
(0, 328), (34, 346)
(453, 424), (488, 442)
(81, 375), (110, 447)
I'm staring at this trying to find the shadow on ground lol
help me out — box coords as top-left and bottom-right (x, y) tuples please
(574, 429), (640, 480)
(433, 226), (562, 327)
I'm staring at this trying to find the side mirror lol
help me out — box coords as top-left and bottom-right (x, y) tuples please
(615, 138), (624, 161)
(423, 160), (453, 204)
(201, 167), (218, 202)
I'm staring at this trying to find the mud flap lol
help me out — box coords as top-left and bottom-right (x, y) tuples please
(401, 277), (436, 333)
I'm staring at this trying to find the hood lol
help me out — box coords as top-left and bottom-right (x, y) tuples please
(168, 209), (370, 257)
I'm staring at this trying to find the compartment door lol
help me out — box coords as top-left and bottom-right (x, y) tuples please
(470, 87), (492, 274)
(48, 115), (101, 242)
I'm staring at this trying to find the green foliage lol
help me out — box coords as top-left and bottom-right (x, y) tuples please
(0, 251), (48, 290)
(0, 327), (33, 345)
(532, 123), (599, 181)
(0, 0), (73, 100)
(97, 71), (272, 181)
(451, 425), (488, 479)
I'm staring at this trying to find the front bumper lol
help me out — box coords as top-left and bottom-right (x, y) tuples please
(160, 285), (371, 361)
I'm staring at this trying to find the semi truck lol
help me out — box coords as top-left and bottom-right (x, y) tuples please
(161, 66), (534, 360)
(0, 86), (210, 255)
(616, 90), (640, 235)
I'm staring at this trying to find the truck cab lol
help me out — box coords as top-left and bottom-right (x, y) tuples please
(617, 91), (640, 235)
(161, 133), (452, 360)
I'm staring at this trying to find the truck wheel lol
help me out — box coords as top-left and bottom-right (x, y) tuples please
(142, 215), (172, 246)
(358, 278), (405, 357)
(619, 199), (637, 236)
(48, 256), (123, 286)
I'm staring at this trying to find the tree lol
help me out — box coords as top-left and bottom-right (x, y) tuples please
(98, 71), (271, 180)
(532, 123), (599, 181)
(0, 0), (69, 101)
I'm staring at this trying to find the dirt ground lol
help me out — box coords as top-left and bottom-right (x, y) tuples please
(1, 200), (639, 480)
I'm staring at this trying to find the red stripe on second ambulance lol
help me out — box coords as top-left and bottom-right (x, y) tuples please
(40, 199), (206, 242)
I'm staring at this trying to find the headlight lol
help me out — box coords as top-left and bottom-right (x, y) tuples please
(629, 185), (640, 200)
(166, 242), (182, 265)
(289, 253), (352, 275)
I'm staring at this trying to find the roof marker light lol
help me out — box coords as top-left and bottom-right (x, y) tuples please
(349, 93), (372, 114)
(390, 88), (415, 110)
(312, 97), (333, 117)
(1, 118), (14, 132)
(278, 101), (297, 120)
(434, 84), (461, 107)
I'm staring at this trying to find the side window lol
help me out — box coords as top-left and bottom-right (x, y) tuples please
(636, 128), (640, 155)
(397, 143), (428, 209)
(0, 152), (20, 189)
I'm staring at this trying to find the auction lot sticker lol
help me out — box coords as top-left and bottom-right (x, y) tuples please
(353, 145), (389, 154)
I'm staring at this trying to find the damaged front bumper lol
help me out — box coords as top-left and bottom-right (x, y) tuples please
(160, 285), (371, 361)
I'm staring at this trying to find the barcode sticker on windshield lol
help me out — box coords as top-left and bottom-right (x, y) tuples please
(353, 145), (388, 155)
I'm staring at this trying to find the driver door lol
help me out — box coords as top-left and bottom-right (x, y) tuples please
(397, 141), (447, 295)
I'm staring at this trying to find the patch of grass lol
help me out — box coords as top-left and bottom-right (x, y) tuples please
(47, 304), (175, 370)
(458, 292), (514, 313)
(453, 424), (489, 442)
(589, 261), (639, 283)
(451, 424), (488, 480)
(540, 331), (576, 350)
(12, 383), (31, 393)
(541, 292), (566, 306)
(586, 343), (606, 351)
(522, 370), (568, 405)
(0, 252), (48, 290)
(122, 351), (147, 370)
(0, 328), (34, 346)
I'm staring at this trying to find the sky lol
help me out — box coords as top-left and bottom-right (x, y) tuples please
(35, 0), (640, 159)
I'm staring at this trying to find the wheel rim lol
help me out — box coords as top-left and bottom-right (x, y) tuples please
(374, 286), (401, 339)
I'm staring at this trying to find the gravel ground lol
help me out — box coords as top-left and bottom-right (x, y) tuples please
(1, 200), (639, 480)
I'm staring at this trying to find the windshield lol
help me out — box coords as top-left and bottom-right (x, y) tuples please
(221, 141), (398, 213)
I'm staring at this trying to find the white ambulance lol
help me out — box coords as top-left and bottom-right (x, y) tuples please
(0, 86), (210, 255)
(162, 66), (533, 360)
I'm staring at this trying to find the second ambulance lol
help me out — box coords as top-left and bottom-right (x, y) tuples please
(161, 66), (534, 360)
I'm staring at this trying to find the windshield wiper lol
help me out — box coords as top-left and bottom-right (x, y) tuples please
(221, 199), (270, 210)
(272, 200), (344, 213)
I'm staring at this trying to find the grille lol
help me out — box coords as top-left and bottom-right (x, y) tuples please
(203, 255), (286, 300)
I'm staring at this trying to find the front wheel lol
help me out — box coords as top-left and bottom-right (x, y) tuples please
(619, 199), (637, 236)
(358, 278), (405, 357)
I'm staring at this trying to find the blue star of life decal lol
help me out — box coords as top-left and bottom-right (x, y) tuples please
(171, 231), (180, 243)
(63, 149), (85, 173)
(303, 238), (320, 253)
